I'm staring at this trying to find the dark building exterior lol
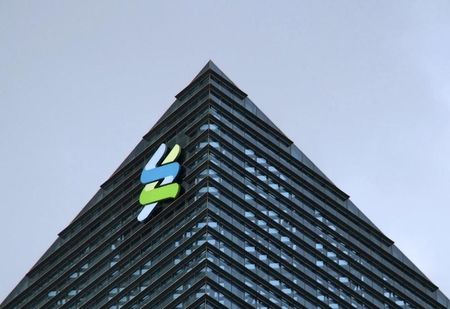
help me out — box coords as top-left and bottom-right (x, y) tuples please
(2, 61), (449, 308)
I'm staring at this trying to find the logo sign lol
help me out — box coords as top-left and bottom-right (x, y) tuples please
(138, 143), (182, 222)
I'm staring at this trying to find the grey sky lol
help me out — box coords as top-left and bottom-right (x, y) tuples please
(1, 0), (449, 301)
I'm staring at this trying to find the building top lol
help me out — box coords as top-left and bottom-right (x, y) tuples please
(3, 61), (449, 308)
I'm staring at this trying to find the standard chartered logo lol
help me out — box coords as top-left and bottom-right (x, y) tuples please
(138, 143), (182, 222)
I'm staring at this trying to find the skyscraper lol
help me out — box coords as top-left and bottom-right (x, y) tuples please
(2, 61), (449, 308)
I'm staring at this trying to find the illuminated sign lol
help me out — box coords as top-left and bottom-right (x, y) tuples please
(138, 143), (182, 222)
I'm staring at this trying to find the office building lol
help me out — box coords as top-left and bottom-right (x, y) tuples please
(2, 61), (449, 308)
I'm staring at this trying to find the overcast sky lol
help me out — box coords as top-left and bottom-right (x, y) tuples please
(1, 0), (449, 302)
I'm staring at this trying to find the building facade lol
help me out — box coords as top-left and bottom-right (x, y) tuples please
(2, 61), (449, 308)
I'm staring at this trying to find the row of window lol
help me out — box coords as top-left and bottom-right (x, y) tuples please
(38, 192), (208, 308)
(48, 89), (211, 252)
(197, 124), (426, 307)
(209, 103), (343, 204)
(194, 138), (414, 307)
(90, 219), (210, 307)
(204, 185), (365, 308)
(10, 95), (432, 309)
(19, 130), (213, 307)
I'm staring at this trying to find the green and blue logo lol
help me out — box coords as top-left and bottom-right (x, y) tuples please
(138, 143), (182, 222)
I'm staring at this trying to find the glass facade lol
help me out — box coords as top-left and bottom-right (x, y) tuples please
(2, 61), (449, 308)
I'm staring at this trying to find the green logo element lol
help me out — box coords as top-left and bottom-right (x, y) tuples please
(138, 143), (182, 222)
